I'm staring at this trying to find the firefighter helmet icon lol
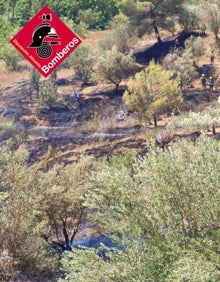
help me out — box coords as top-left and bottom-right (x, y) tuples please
(29, 13), (61, 58)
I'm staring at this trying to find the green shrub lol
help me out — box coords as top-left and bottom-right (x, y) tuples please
(67, 44), (95, 83)
(0, 44), (21, 71)
(76, 9), (97, 29)
(59, 137), (220, 281)
(38, 79), (66, 108)
(29, 67), (40, 91)
(72, 21), (88, 39)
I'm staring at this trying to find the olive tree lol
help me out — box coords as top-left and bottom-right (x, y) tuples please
(0, 147), (57, 281)
(59, 137), (220, 281)
(38, 155), (95, 248)
(163, 47), (197, 89)
(95, 46), (138, 91)
(68, 43), (95, 84)
(99, 14), (135, 54)
(203, 1), (220, 40)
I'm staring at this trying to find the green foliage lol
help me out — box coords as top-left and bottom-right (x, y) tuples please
(13, 0), (32, 26)
(0, 147), (58, 280)
(38, 76), (65, 108)
(0, 1), (7, 15)
(164, 36), (204, 87)
(60, 137), (220, 281)
(99, 15), (134, 54)
(163, 46), (197, 88)
(48, 0), (79, 19)
(123, 60), (183, 125)
(117, 0), (152, 37)
(0, 17), (19, 71)
(59, 247), (107, 282)
(76, 8), (97, 29)
(68, 44), (95, 83)
(117, 0), (185, 40)
(72, 21), (88, 39)
(95, 46), (138, 90)
(0, 17), (15, 47)
(0, 147), (97, 280)
(178, 4), (201, 30)
(185, 36), (205, 60)
(0, 44), (22, 71)
(7, 132), (28, 151)
(172, 104), (220, 132)
(202, 1), (220, 40)
(29, 67), (40, 91)
(38, 155), (95, 246)
(0, 119), (17, 141)
(165, 251), (220, 281)
(2, 0), (118, 29)
(77, 0), (118, 29)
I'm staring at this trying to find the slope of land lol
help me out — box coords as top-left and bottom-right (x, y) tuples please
(1, 29), (220, 168)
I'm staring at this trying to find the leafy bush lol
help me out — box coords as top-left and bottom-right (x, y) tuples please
(29, 67), (40, 91)
(72, 21), (88, 39)
(0, 44), (21, 71)
(99, 15), (134, 54)
(123, 60), (183, 126)
(38, 78), (66, 108)
(202, 2), (220, 40)
(172, 105), (220, 132)
(76, 8), (97, 29)
(178, 4), (201, 30)
(0, 120), (17, 141)
(0, 147), (58, 280)
(185, 35), (205, 62)
(59, 137), (220, 281)
(163, 47), (197, 88)
(68, 43), (95, 83)
(95, 46), (138, 90)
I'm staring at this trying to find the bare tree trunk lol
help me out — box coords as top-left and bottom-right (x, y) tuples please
(70, 207), (85, 245)
(150, 8), (162, 44)
(62, 220), (69, 247)
(153, 116), (157, 127)
(212, 125), (216, 135)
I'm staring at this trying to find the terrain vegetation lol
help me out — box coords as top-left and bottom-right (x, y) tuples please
(0, 0), (220, 281)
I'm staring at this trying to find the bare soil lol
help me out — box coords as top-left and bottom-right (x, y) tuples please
(1, 29), (220, 167)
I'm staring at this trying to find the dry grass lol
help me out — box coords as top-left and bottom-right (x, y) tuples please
(83, 30), (111, 50)
(0, 59), (29, 87)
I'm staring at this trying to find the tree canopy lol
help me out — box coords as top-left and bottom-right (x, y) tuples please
(60, 137), (220, 281)
(123, 60), (183, 126)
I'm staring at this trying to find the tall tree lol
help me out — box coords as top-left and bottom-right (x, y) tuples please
(118, 0), (185, 43)
(203, 1), (220, 40)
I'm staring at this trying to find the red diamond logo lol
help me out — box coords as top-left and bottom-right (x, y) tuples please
(10, 6), (82, 77)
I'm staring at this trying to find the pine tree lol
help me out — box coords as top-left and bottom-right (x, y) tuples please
(123, 60), (183, 126)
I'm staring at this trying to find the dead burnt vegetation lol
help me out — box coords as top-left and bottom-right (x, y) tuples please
(0, 30), (220, 168)
(135, 30), (203, 64)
